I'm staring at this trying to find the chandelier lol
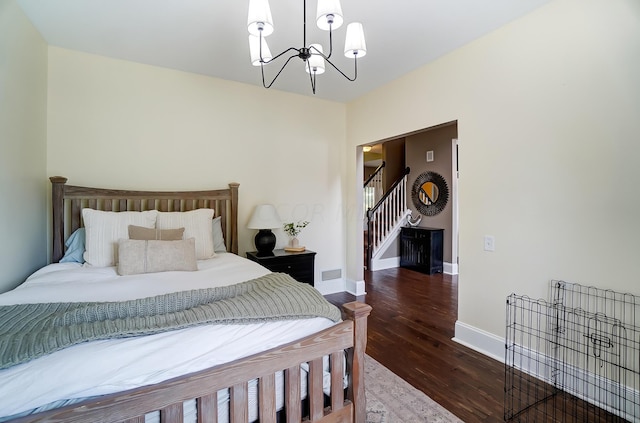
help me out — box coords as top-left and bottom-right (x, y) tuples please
(247, 0), (367, 94)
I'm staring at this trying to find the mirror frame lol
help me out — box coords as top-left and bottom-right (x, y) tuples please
(411, 171), (449, 216)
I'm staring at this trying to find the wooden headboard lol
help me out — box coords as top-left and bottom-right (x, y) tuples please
(50, 177), (239, 262)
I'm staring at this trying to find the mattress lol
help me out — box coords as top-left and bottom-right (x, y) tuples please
(0, 253), (338, 421)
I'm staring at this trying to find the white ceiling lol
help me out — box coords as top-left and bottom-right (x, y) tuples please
(16, 0), (551, 103)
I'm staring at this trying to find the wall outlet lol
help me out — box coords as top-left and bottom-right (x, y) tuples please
(484, 235), (495, 252)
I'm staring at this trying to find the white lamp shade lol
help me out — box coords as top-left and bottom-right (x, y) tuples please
(247, 204), (282, 229)
(306, 44), (326, 74)
(249, 35), (272, 66)
(344, 22), (367, 58)
(316, 0), (343, 30)
(248, 0), (274, 37)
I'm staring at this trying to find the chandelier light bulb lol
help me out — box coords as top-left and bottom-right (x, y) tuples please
(316, 0), (343, 30)
(249, 35), (272, 66)
(344, 22), (366, 58)
(306, 44), (326, 74)
(247, 0), (274, 36)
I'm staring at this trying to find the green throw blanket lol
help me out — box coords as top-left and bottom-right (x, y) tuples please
(0, 273), (341, 370)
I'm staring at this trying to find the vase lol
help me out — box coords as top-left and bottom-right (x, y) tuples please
(289, 237), (299, 248)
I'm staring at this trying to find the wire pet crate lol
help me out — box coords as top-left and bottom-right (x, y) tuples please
(504, 280), (640, 422)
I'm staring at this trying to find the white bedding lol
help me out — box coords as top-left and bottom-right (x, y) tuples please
(0, 253), (337, 420)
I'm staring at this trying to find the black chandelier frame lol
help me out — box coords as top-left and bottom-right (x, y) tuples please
(254, 0), (359, 94)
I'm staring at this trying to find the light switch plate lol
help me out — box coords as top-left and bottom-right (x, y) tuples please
(484, 235), (495, 251)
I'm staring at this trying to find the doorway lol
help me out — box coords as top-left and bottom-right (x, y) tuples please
(359, 121), (459, 275)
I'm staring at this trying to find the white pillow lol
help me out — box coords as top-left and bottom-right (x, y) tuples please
(82, 209), (158, 267)
(157, 209), (215, 260)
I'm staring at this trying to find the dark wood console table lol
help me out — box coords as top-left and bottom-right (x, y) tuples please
(399, 227), (444, 274)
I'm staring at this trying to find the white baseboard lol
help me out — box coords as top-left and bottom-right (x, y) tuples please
(452, 320), (504, 363)
(370, 258), (458, 275)
(346, 278), (366, 296)
(443, 262), (458, 275)
(314, 278), (346, 295)
(370, 256), (399, 271)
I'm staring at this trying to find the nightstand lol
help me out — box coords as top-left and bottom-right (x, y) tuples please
(246, 249), (316, 286)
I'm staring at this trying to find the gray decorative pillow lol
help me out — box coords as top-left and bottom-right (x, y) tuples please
(128, 225), (185, 241)
(117, 238), (197, 276)
(212, 216), (226, 252)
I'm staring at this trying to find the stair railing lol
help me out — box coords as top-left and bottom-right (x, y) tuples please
(366, 167), (410, 267)
(363, 161), (385, 217)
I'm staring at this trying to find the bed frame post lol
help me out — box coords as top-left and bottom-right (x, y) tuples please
(229, 182), (239, 254)
(50, 176), (68, 263)
(343, 301), (372, 423)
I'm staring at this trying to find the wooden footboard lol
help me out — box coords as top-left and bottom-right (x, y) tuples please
(8, 302), (371, 423)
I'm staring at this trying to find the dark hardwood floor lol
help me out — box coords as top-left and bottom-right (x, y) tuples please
(326, 267), (505, 423)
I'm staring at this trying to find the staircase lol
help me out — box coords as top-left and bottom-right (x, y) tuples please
(365, 167), (411, 270)
(364, 161), (385, 213)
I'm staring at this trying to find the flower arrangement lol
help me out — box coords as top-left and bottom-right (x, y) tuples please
(283, 221), (309, 238)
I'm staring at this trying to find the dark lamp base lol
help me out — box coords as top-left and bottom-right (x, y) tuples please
(255, 229), (276, 254)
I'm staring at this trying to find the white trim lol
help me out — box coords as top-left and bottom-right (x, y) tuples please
(314, 278), (346, 295)
(355, 145), (365, 285)
(370, 256), (400, 271)
(452, 320), (504, 363)
(451, 138), (459, 279)
(369, 259), (457, 274)
(346, 278), (366, 296)
(443, 261), (458, 275)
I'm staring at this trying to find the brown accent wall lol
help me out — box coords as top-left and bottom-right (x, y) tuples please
(364, 166), (378, 182)
(382, 138), (406, 191)
(405, 123), (457, 263)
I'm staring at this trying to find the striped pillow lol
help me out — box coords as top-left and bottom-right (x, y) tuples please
(82, 209), (158, 267)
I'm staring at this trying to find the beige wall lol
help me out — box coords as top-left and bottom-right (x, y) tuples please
(0, 0), (48, 293)
(46, 47), (348, 294)
(347, 0), (640, 345)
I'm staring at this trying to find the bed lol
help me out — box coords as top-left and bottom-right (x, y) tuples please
(0, 177), (371, 423)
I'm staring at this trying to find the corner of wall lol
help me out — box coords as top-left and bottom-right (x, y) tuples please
(452, 320), (504, 363)
(345, 278), (366, 296)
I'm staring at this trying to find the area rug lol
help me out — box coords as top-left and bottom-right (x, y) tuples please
(365, 354), (464, 422)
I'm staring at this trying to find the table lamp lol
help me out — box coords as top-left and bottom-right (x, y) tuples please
(247, 204), (282, 255)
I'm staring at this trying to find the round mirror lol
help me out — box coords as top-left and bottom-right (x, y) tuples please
(419, 181), (439, 205)
(411, 171), (449, 216)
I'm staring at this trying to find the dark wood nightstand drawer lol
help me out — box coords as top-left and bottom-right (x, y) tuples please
(246, 249), (316, 286)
